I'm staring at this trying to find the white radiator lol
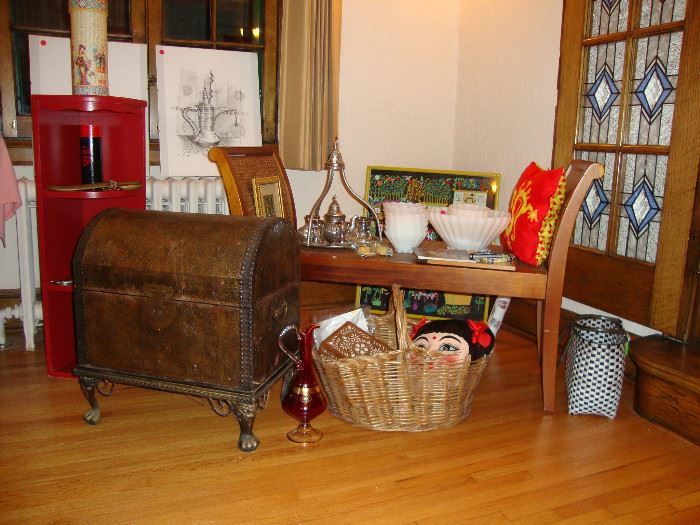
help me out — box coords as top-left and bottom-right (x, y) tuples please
(3, 176), (228, 350)
(1, 178), (40, 349)
(146, 176), (228, 215)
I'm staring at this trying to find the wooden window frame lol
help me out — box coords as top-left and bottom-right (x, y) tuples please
(0, 0), (278, 165)
(553, 0), (700, 339)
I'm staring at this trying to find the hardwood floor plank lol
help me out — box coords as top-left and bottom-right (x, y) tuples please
(1, 328), (699, 524)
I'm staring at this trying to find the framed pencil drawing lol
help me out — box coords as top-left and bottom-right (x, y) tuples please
(357, 165), (502, 320)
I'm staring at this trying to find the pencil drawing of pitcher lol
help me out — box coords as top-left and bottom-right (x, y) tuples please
(180, 71), (239, 147)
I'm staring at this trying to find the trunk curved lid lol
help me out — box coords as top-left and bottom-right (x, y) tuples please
(73, 208), (299, 307)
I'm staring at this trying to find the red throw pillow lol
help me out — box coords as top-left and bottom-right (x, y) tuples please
(500, 162), (566, 266)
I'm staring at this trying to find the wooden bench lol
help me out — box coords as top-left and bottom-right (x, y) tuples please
(301, 160), (604, 413)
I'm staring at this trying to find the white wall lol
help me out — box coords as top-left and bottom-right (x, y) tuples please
(454, 0), (564, 210)
(0, 0), (565, 285)
(291, 0), (564, 219)
(1, 0), (550, 288)
(290, 0), (462, 221)
(289, 0), (657, 337)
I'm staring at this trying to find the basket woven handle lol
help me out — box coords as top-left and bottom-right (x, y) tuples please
(392, 285), (412, 353)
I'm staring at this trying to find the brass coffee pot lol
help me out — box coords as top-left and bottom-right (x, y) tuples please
(180, 71), (239, 146)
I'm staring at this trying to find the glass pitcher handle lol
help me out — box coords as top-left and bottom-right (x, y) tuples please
(278, 325), (303, 368)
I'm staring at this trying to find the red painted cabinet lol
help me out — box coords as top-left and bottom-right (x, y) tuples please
(31, 95), (147, 377)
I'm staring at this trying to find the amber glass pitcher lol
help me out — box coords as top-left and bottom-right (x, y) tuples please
(278, 324), (327, 444)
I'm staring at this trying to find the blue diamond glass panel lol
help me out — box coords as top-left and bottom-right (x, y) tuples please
(589, 0), (629, 37)
(639, 0), (685, 28)
(628, 32), (682, 146)
(616, 154), (665, 262)
(579, 42), (625, 145)
(573, 151), (614, 252)
(584, 179), (610, 227)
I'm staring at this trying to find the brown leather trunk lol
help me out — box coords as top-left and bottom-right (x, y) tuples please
(72, 208), (300, 452)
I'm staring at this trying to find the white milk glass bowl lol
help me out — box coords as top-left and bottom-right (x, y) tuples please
(428, 209), (511, 251)
(384, 209), (429, 253)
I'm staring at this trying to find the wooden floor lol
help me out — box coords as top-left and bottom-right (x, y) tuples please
(1, 327), (698, 525)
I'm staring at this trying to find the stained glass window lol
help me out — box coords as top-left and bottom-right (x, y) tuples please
(572, 0), (687, 264)
(578, 42), (626, 145)
(639, 0), (686, 28)
(589, 0), (630, 37)
(627, 32), (683, 146)
(616, 154), (666, 262)
(573, 151), (615, 252)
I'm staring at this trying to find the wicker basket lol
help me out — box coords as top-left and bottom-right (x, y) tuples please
(313, 285), (492, 431)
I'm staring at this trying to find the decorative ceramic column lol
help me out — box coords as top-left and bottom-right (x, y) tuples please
(69, 0), (109, 95)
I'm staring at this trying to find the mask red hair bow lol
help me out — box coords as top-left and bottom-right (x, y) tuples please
(410, 317), (428, 340)
(468, 320), (493, 348)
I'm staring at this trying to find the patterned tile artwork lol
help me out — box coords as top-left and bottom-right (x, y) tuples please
(628, 32), (682, 146)
(616, 154), (665, 262)
(573, 151), (613, 253)
(579, 42), (625, 145)
(602, 0), (621, 12)
(639, 0), (686, 28)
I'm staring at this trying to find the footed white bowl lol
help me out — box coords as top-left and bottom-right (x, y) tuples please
(383, 206), (428, 247)
(428, 209), (510, 251)
(385, 227), (427, 253)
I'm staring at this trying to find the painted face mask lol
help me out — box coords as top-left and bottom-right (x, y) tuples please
(410, 318), (495, 362)
(412, 331), (470, 362)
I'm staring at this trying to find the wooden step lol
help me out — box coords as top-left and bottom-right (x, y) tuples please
(629, 335), (700, 445)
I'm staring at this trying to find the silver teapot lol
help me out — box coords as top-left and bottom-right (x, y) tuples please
(322, 196), (350, 246)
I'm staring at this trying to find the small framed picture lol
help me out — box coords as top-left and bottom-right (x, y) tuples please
(252, 176), (285, 219)
(452, 190), (489, 206)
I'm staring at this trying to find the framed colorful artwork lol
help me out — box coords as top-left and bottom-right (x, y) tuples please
(252, 176), (285, 219)
(357, 165), (502, 320)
